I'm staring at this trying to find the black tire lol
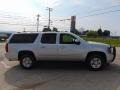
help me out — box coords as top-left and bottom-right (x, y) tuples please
(86, 54), (106, 71)
(20, 54), (35, 69)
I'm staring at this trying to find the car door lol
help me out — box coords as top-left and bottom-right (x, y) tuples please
(58, 33), (83, 60)
(38, 33), (58, 60)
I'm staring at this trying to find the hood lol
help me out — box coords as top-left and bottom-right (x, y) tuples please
(87, 41), (110, 47)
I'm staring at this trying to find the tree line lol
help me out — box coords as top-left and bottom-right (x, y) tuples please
(42, 26), (110, 37)
(82, 28), (110, 37)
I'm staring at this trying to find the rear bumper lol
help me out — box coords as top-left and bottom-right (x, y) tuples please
(5, 53), (18, 61)
(5, 53), (9, 60)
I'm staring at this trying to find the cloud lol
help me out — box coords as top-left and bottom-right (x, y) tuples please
(35, 0), (61, 8)
(112, 0), (120, 4)
(70, 0), (85, 5)
(112, 0), (120, 2)
(0, 0), (39, 16)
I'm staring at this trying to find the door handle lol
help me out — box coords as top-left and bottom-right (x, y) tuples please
(60, 46), (65, 49)
(41, 46), (45, 48)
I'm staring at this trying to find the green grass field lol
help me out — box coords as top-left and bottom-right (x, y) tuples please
(83, 37), (120, 47)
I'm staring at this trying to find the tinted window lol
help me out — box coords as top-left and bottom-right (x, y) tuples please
(41, 33), (56, 44)
(9, 34), (38, 43)
(60, 34), (76, 44)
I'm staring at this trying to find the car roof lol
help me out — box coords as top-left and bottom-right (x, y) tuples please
(12, 31), (72, 35)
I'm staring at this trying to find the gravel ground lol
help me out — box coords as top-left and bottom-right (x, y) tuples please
(0, 44), (120, 90)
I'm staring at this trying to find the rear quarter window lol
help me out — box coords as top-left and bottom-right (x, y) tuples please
(9, 34), (38, 43)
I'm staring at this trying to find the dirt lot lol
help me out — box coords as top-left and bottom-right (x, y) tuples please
(1, 43), (120, 90)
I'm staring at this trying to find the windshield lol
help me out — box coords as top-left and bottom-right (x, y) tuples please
(72, 33), (86, 42)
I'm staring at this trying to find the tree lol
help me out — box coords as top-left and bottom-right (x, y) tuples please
(103, 30), (110, 37)
(86, 31), (98, 37)
(97, 28), (103, 36)
(82, 30), (89, 35)
(79, 28), (85, 33)
(53, 27), (58, 32)
(42, 27), (51, 32)
(72, 29), (81, 35)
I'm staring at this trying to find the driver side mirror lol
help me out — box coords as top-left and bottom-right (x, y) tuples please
(73, 39), (80, 45)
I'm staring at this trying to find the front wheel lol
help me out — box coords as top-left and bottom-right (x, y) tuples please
(20, 54), (35, 69)
(86, 54), (106, 71)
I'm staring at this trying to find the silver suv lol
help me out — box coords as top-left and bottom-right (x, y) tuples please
(5, 32), (116, 70)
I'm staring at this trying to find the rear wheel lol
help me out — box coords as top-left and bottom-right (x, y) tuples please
(20, 54), (35, 69)
(86, 54), (106, 71)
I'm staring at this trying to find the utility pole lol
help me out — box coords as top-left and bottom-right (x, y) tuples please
(37, 14), (40, 32)
(23, 28), (26, 32)
(46, 7), (52, 28)
(70, 16), (76, 33)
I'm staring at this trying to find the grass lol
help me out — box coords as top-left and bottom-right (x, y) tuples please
(83, 37), (120, 47)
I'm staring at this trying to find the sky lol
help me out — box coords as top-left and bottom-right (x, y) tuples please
(0, 0), (120, 35)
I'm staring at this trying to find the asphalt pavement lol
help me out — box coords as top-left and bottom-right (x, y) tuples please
(0, 44), (120, 90)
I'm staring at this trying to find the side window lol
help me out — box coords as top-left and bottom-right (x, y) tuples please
(9, 34), (38, 43)
(60, 34), (77, 44)
(41, 33), (56, 44)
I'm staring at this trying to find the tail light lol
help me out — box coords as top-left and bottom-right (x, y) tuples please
(5, 43), (8, 52)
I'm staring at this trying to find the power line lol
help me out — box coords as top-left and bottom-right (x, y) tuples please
(0, 11), (49, 21)
(80, 9), (120, 18)
(0, 11), (34, 19)
(0, 10), (29, 17)
(0, 14), (34, 20)
(0, 13), (37, 24)
(88, 4), (120, 13)
(0, 15), (36, 25)
(0, 22), (36, 26)
(54, 19), (71, 22)
(49, 5), (120, 22)
(52, 5), (120, 22)
(0, 21), (46, 27)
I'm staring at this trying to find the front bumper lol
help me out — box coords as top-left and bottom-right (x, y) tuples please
(111, 47), (116, 62)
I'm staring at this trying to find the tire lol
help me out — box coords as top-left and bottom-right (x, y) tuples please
(20, 54), (35, 69)
(86, 54), (106, 71)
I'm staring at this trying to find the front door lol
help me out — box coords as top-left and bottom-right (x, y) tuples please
(58, 33), (82, 60)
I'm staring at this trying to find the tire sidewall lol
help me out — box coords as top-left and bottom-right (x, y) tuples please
(20, 54), (35, 69)
(87, 54), (105, 71)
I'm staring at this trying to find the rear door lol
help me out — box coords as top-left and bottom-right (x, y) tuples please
(38, 33), (58, 60)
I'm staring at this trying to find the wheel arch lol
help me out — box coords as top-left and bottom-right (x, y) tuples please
(86, 51), (107, 63)
(18, 50), (36, 61)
